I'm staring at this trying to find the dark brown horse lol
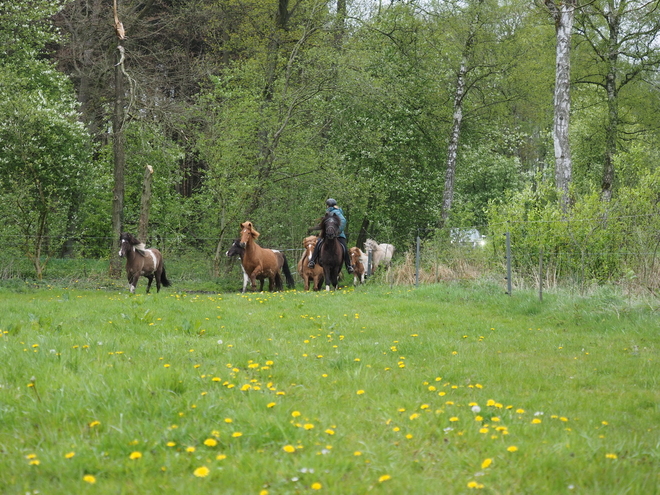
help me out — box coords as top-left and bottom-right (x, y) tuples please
(318, 213), (344, 290)
(119, 232), (171, 294)
(238, 222), (295, 292)
(297, 235), (324, 291)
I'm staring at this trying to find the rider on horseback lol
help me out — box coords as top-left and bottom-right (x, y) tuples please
(308, 198), (355, 274)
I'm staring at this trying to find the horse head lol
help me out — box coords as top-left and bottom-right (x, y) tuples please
(226, 238), (244, 258)
(119, 232), (139, 258)
(239, 221), (260, 248)
(322, 213), (340, 240)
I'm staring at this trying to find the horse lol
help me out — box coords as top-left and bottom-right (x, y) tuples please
(118, 232), (171, 294)
(349, 247), (366, 285)
(227, 237), (294, 293)
(238, 221), (295, 292)
(317, 213), (344, 291)
(364, 239), (395, 274)
(297, 235), (324, 291)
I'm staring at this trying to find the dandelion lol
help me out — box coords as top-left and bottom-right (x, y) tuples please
(65, 452), (75, 459)
(471, 405), (481, 413)
(83, 475), (96, 484)
(303, 424), (314, 430)
(186, 446), (196, 453)
(516, 409), (525, 414)
(29, 459), (40, 465)
(224, 418), (233, 423)
(311, 482), (323, 490)
(467, 481), (484, 489)
(232, 432), (243, 438)
(507, 446), (518, 452)
(267, 402), (276, 408)
(129, 451), (142, 460)
(216, 454), (227, 460)
(481, 458), (492, 469)
(449, 417), (459, 422)
(605, 453), (617, 459)
(357, 390), (365, 395)
(204, 438), (218, 447)
(89, 420), (101, 428)
(193, 466), (210, 477)
(354, 451), (362, 456)
(532, 418), (542, 424)
(378, 474), (392, 483)
(283, 445), (296, 453)
(166, 442), (176, 447)
(325, 429), (335, 435)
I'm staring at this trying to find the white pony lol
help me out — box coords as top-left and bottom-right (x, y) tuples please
(364, 239), (395, 273)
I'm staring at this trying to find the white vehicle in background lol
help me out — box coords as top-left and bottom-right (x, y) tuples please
(450, 228), (486, 247)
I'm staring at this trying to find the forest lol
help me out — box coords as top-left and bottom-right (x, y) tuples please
(1, 0), (660, 287)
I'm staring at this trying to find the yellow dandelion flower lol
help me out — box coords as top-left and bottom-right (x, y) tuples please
(260, 490), (269, 495)
(378, 474), (391, 483)
(216, 454), (227, 460)
(449, 417), (459, 422)
(481, 458), (492, 469)
(267, 402), (276, 408)
(311, 482), (322, 490)
(166, 442), (176, 447)
(605, 453), (617, 459)
(283, 445), (296, 453)
(89, 420), (101, 428)
(516, 409), (525, 414)
(354, 451), (362, 456)
(29, 460), (40, 465)
(303, 424), (314, 430)
(532, 418), (542, 424)
(224, 418), (233, 423)
(65, 452), (75, 459)
(232, 432), (243, 438)
(325, 429), (335, 435)
(186, 446), (196, 453)
(357, 390), (365, 395)
(83, 475), (96, 484)
(204, 438), (218, 447)
(193, 466), (210, 477)
(129, 451), (142, 460)
(507, 446), (518, 452)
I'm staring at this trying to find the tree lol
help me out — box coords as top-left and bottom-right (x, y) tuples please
(546, 0), (576, 210)
(0, 2), (91, 278)
(574, 0), (660, 201)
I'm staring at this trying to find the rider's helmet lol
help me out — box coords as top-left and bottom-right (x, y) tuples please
(326, 198), (337, 207)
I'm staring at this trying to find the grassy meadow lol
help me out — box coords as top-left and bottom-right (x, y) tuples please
(0, 281), (658, 494)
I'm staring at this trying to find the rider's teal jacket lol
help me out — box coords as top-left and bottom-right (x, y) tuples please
(327, 206), (347, 239)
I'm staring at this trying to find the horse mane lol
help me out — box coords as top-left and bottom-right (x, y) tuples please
(364, 239), (379, 251)
(241, 221), (260, 240)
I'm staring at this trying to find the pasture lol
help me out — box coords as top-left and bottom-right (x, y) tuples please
(0, 282), (658, 494)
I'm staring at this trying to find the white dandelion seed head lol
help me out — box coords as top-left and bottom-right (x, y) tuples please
(471, 405), (481, 413)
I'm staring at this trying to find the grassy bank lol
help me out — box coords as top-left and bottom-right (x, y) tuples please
(0, 283), (658, 493)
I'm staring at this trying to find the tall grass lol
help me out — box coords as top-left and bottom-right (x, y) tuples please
(0, 283), (658, 494)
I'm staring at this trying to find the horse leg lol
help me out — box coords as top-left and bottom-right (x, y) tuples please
(129, 273), (140, 294)
(155, 269), (162, 293)
(146, 275), (154, 294)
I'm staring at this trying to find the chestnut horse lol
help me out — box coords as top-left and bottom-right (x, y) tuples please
(349, 247), (366, 285)
(238, 222), (295, 292)
(297, 235), (324, 291)
(317, 213), (344, 291)
(119, 232), (171, 294)
(227, 237), (294, 293)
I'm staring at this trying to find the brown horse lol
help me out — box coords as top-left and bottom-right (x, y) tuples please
(349, 247), (366, 285)
(238, 221), (295, 292)
(317, 213), (344, 291)
(119, 232), (171, 294)
(297, 235), (324, 291)
(227, 237), (294, 293)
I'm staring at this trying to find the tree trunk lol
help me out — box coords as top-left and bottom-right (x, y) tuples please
(441, 0), (483, 223)
(602, 12), (620, 202)
(138, 165), (154, 242)
(109, 44), (126, 278)
(547, 0), (575, 211)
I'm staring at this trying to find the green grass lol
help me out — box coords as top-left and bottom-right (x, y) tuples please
(0, 283), (658, 494)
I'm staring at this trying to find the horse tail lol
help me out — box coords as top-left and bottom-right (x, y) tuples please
(282, 255), (296, 289)
(160, 264), (172, 288)
(275, 271), (283, 291)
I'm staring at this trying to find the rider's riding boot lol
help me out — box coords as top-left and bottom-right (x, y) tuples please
(342, 244), (354, 273)
(308, 239), (323, 268)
